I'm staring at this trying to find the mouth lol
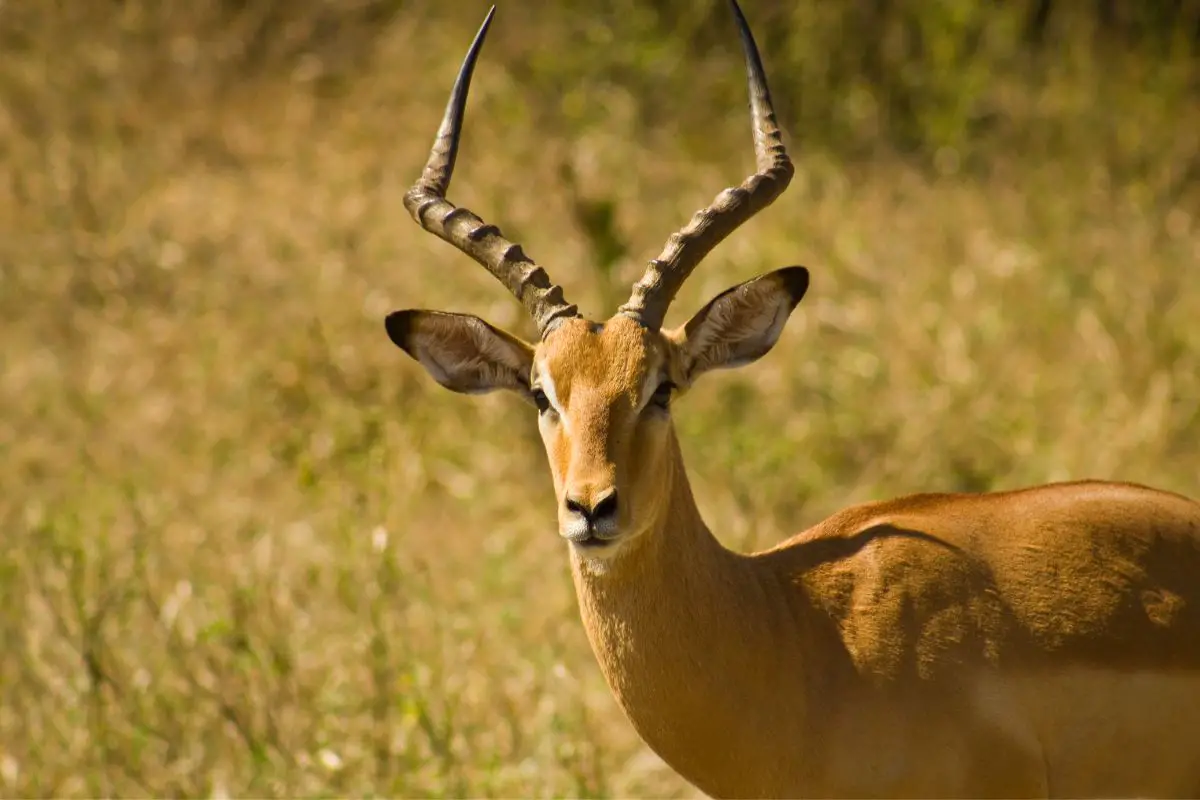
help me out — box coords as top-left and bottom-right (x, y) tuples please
(572, 533), (615, 549)
(561, 526), (620, 550)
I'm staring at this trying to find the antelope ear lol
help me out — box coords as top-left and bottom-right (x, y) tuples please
(386, 310), (535, 398)
(671, 266), (809, 381)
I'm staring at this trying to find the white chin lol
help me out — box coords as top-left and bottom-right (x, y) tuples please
(568, 538), (626, 571)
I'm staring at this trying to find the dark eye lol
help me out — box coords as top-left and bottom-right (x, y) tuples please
(531, 388), (551, 414)
(650, 381), (675, 410)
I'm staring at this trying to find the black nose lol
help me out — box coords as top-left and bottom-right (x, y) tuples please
(565, 490), (619, 524)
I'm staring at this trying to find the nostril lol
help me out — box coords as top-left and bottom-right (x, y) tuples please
(592, 490), (619, 522)
(565, 496), (589, 518)
(564, 492), (618, 523)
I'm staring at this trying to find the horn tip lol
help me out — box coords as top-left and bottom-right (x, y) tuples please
(727, 0), (749, 30)
(478, 6), (498, 38)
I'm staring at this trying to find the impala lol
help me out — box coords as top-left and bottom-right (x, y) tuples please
(384, 3), (1200, 796)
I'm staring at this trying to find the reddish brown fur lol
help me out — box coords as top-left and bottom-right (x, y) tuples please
(388, 5), (1200, 792)
(394, 298), (1200, 798)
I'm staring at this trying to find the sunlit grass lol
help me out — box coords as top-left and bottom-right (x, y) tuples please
(1, 1), (1197, 796)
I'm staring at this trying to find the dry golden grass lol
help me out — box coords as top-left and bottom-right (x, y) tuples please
(1, 1), (1198, 796)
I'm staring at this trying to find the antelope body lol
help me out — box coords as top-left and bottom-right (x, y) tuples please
(385, 3), (1200, 797)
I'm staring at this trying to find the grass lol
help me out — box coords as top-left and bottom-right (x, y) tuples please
(1, 0), (1198, 796)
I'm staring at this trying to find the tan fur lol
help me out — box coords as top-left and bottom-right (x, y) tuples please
(390, 5), (1200, 795)
(393, 302), (1200, 798)
(521, 316), (1200, 799)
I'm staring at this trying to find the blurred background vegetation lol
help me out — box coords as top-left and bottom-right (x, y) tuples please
(1, 0), (1197, 796)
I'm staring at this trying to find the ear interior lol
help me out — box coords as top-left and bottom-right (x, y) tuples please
(674, 266), (809, 381)
(386, 310), (535, 397)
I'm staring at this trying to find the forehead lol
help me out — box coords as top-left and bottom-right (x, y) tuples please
(535, 315), (663, 393)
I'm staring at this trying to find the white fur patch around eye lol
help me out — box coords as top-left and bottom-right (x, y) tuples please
(536, 359), (570, 431)
(636, 350), (668, 411)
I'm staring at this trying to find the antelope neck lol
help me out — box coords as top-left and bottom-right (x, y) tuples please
(568, 429), (811, 797)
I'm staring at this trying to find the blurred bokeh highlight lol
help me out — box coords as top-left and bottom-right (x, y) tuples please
(1, 0), (1198, 795)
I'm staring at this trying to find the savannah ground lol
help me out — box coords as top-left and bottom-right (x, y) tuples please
(1, 0), (1198, 796)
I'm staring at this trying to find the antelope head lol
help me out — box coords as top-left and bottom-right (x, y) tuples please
(387, 1), (807, 564)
